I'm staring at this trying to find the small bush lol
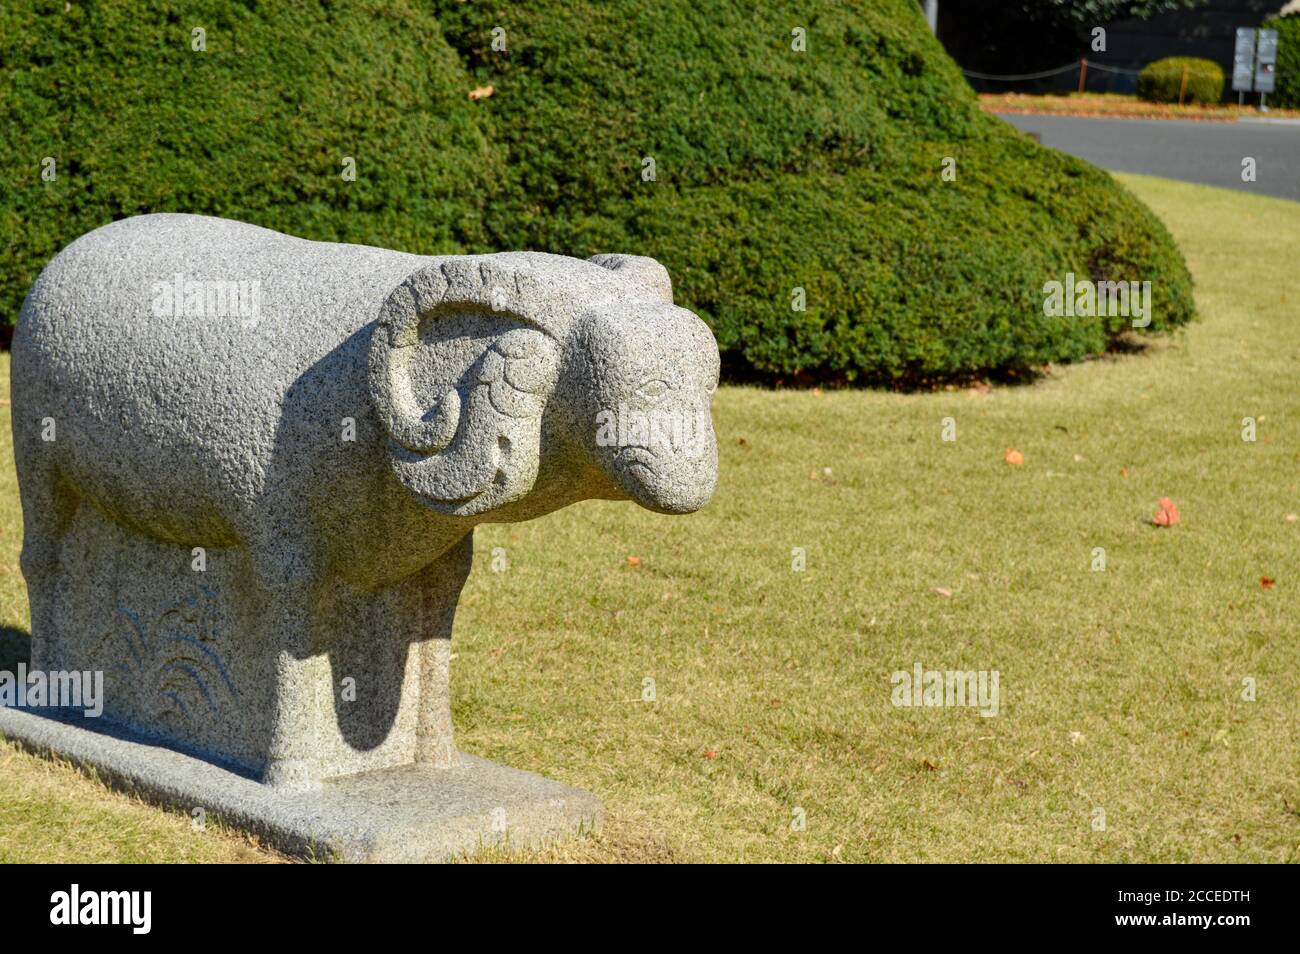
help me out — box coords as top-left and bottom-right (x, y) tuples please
(1137, 57), (1225, 104)
(1262, 15), (1300, 109)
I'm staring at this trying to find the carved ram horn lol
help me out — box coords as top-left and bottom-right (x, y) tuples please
(368, 256), (574, 513)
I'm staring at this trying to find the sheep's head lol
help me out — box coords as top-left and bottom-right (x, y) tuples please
(562, 295), (718, 515)
(368, 252), (718, 519)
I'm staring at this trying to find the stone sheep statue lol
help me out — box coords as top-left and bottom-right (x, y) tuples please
(10, 213), (720, 803)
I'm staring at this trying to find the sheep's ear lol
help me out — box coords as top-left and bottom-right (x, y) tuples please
(588, 253), (673, 304)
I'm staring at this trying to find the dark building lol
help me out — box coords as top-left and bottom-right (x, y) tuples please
(932, 0), (1288, 95)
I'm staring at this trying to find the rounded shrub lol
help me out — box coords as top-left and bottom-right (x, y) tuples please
(1136, 57), (1225, 104)
(2, 0), (1195, 385)
(438, 0), (1195, 384)
(623, 139), (1192, 383)
(0, 1), (499, 339)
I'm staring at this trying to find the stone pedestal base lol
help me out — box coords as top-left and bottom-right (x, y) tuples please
(0, 706), (601, 863)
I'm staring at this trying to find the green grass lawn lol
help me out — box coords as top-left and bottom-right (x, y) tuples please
(1, 174), (1297, 863)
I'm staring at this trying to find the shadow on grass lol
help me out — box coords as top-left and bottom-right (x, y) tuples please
(0, 626), (31, 672)
(1106, 332), (1155, 355)
(718, 328), (1161, 392)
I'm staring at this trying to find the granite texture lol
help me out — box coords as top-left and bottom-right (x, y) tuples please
(8, 213), (718, 858)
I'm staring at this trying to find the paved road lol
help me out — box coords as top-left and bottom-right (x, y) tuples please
(996, 113), (1300, 202)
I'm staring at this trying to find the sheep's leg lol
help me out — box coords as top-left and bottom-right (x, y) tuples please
(18, 464), (78, 672)
(252, 541), (329, 789)
(414, 532), (475, 767)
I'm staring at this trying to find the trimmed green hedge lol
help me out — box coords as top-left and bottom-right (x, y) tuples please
(0, 1), (498, 316)
(1137, 56), (1225, 104)
(2, 0), (1195, 384)
(1262, 15), (1300, 109)
(627, 141), (1191, 382)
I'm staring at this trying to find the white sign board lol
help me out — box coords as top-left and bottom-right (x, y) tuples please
(1255, 28), (1278, 94)
(1233, 27), (1255, 92)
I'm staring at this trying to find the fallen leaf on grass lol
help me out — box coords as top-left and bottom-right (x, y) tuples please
(921, 758), (940, 771)
(1285, 513), (1298, 523)
(1119, 467), (1130, 478)
(1260, 576), (1276, 590)
(468, 85), (495, 101)
(1003, 448), (1024, 466)
(1153, 497), (1180, 527)
(703, 749), (717, 760)
(625, 555), (641, 566)
(932, 586), (953, 598)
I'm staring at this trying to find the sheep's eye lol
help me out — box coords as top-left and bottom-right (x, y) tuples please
(636, 379), (669, 401)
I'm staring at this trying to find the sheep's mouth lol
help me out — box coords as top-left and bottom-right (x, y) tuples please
(614, 445), (659, 478)
(602, 440), (717, 514)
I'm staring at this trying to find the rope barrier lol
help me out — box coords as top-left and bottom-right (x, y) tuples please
(1086, 62), (1144, 75)
(960, 64), (1079, 81)
(961, 61), (1145, 81)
